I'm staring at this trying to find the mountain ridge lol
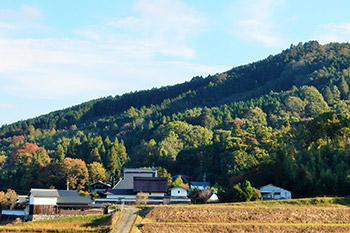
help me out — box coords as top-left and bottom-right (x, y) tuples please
(1, 41), (350, 197)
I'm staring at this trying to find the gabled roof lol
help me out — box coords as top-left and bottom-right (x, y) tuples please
(133, 177), (168, 193)
(30, 188), (60, 197)
(90, 181), (111, 187)
(124, 168), (157, 174)
(16, 195), (28, 204)
(30, 189), (92, 205)
(259, 184), (291, 193)
(190, 182), (211, 187)
(105, 189), (134, 195)
(170, 186), (190, 191)
(57, 196), (92, 205)
(113, 168), (157, 189)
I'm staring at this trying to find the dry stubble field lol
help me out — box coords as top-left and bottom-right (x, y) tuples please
(137, 198), (350, 233)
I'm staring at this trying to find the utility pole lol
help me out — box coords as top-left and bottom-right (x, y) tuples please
(66, 178), (70, 190)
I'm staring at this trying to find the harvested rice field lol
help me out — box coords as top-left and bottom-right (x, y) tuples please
(136, 198), (350, 233)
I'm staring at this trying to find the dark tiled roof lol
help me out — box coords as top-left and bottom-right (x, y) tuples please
(105, 189), (135, 195)
(133, 177), (168, 193)
(30, 189), (60, 197)
(90, 181), (111, 187)
(113, 168), (157, 189)
(30, 188), (92, 205)
(57, 196), (92, 205)
(57, 190), (81, 197)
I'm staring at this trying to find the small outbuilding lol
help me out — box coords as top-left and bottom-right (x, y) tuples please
(25, 188), (104, 221)
(169, 186), (191, 204)
(90, 181), (111, 195)
(259, 184), (292, 200)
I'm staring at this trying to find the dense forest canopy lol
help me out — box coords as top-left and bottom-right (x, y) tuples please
(1, 41), (350, 198)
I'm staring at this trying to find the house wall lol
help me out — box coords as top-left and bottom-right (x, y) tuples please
(170, 197), (191, 203)
(144, 192), (164, 197)
(207, 194), (219, 202)
(30, 195), (57, 205)
(260, 185), (292, 200)
(106, 194), (135, 199)
(171, 188), (187, 197)
(58, 207), (104, 215)
(190, 185), (206, 190)
(29, 205), (56, 215)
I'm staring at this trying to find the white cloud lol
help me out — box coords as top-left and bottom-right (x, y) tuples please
(0, 36), (225, 99)
(0, 5), (41, 32)
(79, 0), (207, 59)
(234, 0), (285, 47)
(0, 1), (226, 103)
(316, 23), (350, 44)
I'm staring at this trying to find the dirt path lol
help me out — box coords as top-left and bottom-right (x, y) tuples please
(114, 207), (138, 233)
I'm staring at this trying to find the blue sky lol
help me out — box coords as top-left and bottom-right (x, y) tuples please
(1, 0), (350, 126)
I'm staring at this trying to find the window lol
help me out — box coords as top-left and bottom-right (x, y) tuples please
(178, 190), (180, 193)
(274, 192), (280, 195)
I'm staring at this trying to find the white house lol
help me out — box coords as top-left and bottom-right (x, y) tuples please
(259, 184), (292, 200)
(170, 186), (191, 203)
(205, 190), (219, 203)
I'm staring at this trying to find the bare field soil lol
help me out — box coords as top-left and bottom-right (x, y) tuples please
(145, 206), (350, 224)
(140, 223), (350, 233)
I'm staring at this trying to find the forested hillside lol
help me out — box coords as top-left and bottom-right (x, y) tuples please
(1, 41), (350, 197)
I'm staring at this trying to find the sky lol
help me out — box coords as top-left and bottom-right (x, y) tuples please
(1, 0), (350, 126)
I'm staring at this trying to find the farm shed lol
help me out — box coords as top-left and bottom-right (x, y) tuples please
(260, 184), (292, 200)
(25, 188), (104, 221)
(170, 186), (191, 203)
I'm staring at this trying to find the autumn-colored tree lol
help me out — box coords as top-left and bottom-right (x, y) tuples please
(0, 189), (17, 209)
(88, 162), (106, 183)
(136, 192), (148, 206)
(10, 143), (50, 165)
(60, 158), (89, 190)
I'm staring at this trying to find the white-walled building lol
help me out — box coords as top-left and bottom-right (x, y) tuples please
(169, 186), (191, 203)
(259, 184), (292, 200)
(25, 188), (101, 221)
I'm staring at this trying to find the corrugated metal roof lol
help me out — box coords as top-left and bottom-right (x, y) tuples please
(259, 184), (291, 193)
(133, 177), (168, 193)
(190, 182), (211, 187)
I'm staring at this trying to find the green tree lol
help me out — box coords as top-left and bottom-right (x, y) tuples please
(88, 162), (106, 183)
(171, 175), (189, 188)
